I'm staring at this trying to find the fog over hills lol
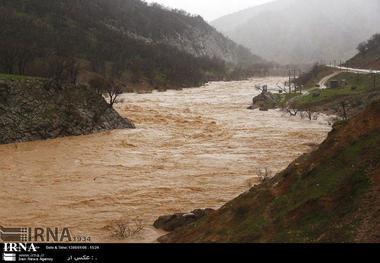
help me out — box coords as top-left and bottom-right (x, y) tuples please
(212, 0), (380, 64)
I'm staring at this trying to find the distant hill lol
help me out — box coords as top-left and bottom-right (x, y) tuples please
(0, 0), (263, 88)
(212, 0), (380, 65)
(160, 100), (380, 243)
(347, 34), (380, 70)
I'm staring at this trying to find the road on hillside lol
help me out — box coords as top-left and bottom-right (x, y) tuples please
(318, 71), (342, 89)
(326, 65), (380, 74)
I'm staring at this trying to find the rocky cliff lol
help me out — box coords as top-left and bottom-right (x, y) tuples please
(83, 0), (262, 65)
(0, 79), (134, 144)
(157, 15), (262, 66)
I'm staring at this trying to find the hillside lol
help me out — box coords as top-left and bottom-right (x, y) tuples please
(287, 34), (380, 119)
(347, 34), (380, 70)
(0, 0), (263, 89)
(160, 100), (380, 243)
(292, 71), (380, 118)
(212, 0), (380, 65)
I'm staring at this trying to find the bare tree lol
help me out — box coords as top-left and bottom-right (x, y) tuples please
(257, 168), (272, 182)
(111, 218), (144, 240)
(89, 76), (125, 108)
(106, 80), (125, 108)
(304, 109), (313, 121)
(287, 108), (299, 116)
(255, 84), (268, 93)
(340, 101), (348, 121)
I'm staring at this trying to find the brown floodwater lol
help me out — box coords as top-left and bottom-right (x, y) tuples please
(0, 78), (332, 243)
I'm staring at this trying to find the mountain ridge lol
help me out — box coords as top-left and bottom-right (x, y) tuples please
(0, 0), (264, 89)
(212, 0), (380, 65)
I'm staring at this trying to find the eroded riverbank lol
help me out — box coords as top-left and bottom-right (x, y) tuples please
(0, 78), (332, 242)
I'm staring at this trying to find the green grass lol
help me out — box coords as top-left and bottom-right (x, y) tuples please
(267, 133), (379, 241)
(300, 65), (336, 90)
(296, 87), (361, 106)
(271, 93), (299, 108)
(337, 72), (378, 89)
(233, 130), (379, 242)
(0, 73), (44, 81)
(291, 72), (379, 109)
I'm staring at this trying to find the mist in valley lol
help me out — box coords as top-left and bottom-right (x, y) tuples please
(212, 0), (380, 64)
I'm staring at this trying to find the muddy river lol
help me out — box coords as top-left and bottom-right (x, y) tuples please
(0, 78), (331, 242)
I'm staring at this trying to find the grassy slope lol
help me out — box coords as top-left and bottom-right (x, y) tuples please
(0, 73), (43, 81)
(298, 66), (336, 90)
(160, 100), (380, 243)
(287, 72), (380, 118)
(291, 37), (380, 115)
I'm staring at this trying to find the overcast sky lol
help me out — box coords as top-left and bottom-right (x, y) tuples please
(144, 0), (276, 21)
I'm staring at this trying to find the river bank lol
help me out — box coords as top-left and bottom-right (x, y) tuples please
(0, 78), (331, 242)
(0, 79), (135, 145)
(159, 100), (380, 243)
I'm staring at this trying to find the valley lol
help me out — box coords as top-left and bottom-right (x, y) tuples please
(0, 78), (331, 242)
(1, 0), (379, 247)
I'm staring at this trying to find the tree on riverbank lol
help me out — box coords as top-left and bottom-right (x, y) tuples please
(89, 76), (124, 108)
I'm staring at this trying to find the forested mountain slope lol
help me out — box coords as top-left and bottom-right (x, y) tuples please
(0, 0), (263, 88)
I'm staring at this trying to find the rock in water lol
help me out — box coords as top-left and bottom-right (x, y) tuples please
(154, 209), (215, 232)
(248, 91), (277, 111)
(0, 80), (135, 144)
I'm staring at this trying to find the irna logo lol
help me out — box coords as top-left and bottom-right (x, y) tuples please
(0, 225), (72, 242)
(3, 243), (37, 252)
